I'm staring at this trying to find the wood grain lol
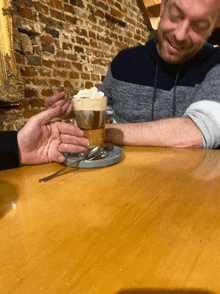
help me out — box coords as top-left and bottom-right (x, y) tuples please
(0, 147), (220, 294)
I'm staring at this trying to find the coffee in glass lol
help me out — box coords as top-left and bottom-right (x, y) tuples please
(73, 87), (107, 150)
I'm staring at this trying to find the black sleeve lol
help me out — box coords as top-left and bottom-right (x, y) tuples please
(0, 131), (20, 171)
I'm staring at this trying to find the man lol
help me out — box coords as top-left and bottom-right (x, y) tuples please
(46, 0), (220, 150)
(0, 106), (89, 170)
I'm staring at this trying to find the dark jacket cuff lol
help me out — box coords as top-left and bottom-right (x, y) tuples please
(0, 131), (20, 171)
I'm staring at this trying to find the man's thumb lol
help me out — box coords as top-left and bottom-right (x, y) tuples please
(34, 106), (62, 126)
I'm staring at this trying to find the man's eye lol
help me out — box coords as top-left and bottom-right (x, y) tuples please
(192, 23), (209, 33)
(169, 14), (181, 22)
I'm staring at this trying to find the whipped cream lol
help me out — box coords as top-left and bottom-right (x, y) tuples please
(73, 87), (107, 111)
(73, 87), (104, 100)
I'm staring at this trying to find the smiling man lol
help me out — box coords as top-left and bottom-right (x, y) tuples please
(46, 0), (220, 149)
(157, 0), (220, 64)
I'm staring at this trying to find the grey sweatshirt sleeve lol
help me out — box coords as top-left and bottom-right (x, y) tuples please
(99, 67), (114, 118)
(183, 63), (220, 149)
(183, 100), (220, 149)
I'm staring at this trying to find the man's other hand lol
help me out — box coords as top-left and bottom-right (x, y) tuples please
(45, 85), (73, 119)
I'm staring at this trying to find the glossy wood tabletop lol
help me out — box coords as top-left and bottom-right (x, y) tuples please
(1, 146), (220, 294)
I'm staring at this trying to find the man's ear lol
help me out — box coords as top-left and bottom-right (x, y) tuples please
(160, 0), (167, 17)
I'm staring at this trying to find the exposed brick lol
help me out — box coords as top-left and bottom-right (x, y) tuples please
(118, 20), (127, 27)
(18, 99), (30, 110)
(50, 0), (63, 10)
(134, 34), (142, 41)
(53, 70), (67, 77)
(49, 79), (61, 87)
(74, 46), (84, 53)
(95, 9), (105, 18)
(42, 59), (55, 68)
(88, 14), (97, 24)
(42, 43), (55, 53)
(81, 73), (90, 80)
(69, 71), (80, 79)
(34, 45), (42, 55)
(115, 41), (128, 50)
(66, 53), (78, 61)
(50, 9), (65, 21)
(4, 0), (149, 131)
(20, 66), (38, 77)
(56, 51), (67, 58)
(41, 89), (54, 97)
(76, 36), (89, 46)
(107, 0), (114, 5)
(75, 27), (88, 37)
(30, 99), (45, 107)
(105, 13), (118, 25)
(33, 2), (49, 14)
(45, 27), (59, 38)
(89, 31), (96, 39)
(39, 13), (64, 29)
(38, 68), (51, 77)
(85, 81), (93, 88)
(91, 74), (100, 81)
(64, 4), (75, 14)
(63, 42), (72, 50)
(118, 35), (123, 42)
(14, 52), (24, 64)
(23, 109), (42, 119)
(108, 31), (117, 39)
(19, 0), (33, 8)
(26, 78), (48, 86)
(91, 58), (110, 66)
(64, 81), (72, 87)
(95, 1), (108, 11)
(110, 8), (123, 18)
(18, 7), (36, 21)
(69, 0), (84, 8)
(27, 56), (42, 66)
(99, 20), (106, 27)
(65, 14), (77, 24)
(115, 2), (126, 13)
(41, 35), (54, 44)
(56, 61), (71, 68)
(72, 62), (83, 71)
(90, 40), (98, 48)
(25, 88), (38, 98)
(94, 50), (104, 58)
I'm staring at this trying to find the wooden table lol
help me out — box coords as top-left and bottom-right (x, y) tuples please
(1, 146), (220, 294)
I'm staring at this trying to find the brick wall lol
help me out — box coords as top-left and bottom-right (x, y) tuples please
(2, 0), (149, 130)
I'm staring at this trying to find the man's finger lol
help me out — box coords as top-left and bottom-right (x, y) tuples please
(53, 151), (66, 163)
(57, 122), (86, 138)
(58, 143), (88, 154)
(60, 102), (73, 120)
(60, 133), (90, 147)
(31, 106), (62, 127)
(45, 92), (66, 108)
(59, 85), (64, 92)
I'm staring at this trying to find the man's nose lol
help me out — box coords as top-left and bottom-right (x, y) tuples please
(174, 21), (189, 42)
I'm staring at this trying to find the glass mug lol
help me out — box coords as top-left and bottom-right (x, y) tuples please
(72, 95), (107, 150)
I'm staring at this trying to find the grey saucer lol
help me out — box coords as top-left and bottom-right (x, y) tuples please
(64, 144), (124, 169)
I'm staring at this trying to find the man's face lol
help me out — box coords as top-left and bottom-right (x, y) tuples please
(157, 0), (220, 64)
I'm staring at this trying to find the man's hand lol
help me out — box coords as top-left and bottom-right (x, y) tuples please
(45, 85), (73, 119)
(17, 106), (89, 165)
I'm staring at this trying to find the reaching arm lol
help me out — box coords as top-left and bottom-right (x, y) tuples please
(105, 117), (203, 148)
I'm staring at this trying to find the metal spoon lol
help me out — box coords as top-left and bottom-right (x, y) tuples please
(39, 147), (104, 183)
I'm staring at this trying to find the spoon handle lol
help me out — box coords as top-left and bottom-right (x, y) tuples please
(39, 159), (82, 183)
